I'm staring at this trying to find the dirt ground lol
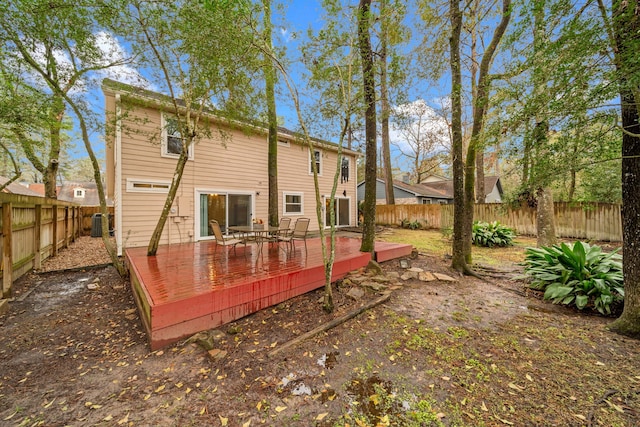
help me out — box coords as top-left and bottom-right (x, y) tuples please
(0, 234), (638, 426)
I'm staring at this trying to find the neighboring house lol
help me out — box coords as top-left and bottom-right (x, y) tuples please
(103, 79), (359, 255)
(357, 175), (503, 205)
(57, 181), (113, 207)
(356, 178), (452, 205)
(0, 177), (44, 197)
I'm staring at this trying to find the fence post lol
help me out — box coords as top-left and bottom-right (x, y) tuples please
(52, 204), (58, 256)
(64, 206), (69, 249)
(2, 202), (12, 298)
(34, 204), (42, 270)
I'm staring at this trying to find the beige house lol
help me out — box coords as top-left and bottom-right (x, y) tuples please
(103, 79), (358, 256)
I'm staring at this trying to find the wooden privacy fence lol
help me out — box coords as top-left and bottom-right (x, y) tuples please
(376, 202), (623, 242)
(0, 193), (82, 299)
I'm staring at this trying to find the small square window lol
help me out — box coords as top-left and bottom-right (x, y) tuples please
(283, 192), (303, 215)
(74, 189), (85, 198)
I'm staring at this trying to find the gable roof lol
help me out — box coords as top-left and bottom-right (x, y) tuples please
(419, 176), (502, 198)
(359, 176), (503, 200)
(0, 177), (44, 197)
(101, 78), (360, 158)
(357, 178), (452, 199)
(391, 179), (450, 198)
(57, 182), (113, 206)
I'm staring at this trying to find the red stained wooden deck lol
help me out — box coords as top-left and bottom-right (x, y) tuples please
(125, 237), (412, 350)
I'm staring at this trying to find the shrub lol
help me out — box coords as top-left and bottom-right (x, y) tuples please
(522, 241), (624, 315)
(400, 218), (422, 230)
(471, 221), (515, 247)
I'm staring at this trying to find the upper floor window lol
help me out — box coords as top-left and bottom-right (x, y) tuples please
(162, 114), (193, 160)
(310, 149), (322, 175)
(74, 188), (85, 198)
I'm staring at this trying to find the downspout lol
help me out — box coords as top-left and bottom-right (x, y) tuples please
(115, 94), (123, 257)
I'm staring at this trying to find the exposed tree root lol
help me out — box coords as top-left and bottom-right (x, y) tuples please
(267, 292), (391, 358)
(587, 389), (620, 427)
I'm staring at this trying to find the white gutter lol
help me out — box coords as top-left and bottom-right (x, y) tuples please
(115, 94), (123, 257)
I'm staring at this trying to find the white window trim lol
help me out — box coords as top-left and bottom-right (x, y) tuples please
(309, 148), (322, 176)
(74, 188), (85, 198)
(322, 195), (352, 228)
(161, 113), (194, 160)
(283, 192), (304, 215)
(194, 188), (256, 241)
(126, 178), (171, 193)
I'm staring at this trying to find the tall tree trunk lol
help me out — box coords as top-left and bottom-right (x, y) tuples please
(380, 0), (394, 205)
(469, 0), (486, 205)
(18, 94), (64, 199)
(263, 0), (279, 227)
(148, 133), (191, 255)
(263, 0), (280, 226)
(358, 0), (377, 253)
(475, 151), (485, 203)
(536, 186), (556, 247)
(449, 0), (466, 272)
(463, 0), (511, 264)
(609, 0), (640, 337)
(532, 0), (556, 246)
(44, 94), (64, 199)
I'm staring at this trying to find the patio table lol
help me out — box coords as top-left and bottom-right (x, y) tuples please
(228, 225), (284, 251)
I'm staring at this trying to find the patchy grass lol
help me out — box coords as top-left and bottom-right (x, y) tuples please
(377, 227), (537, 266)
(2, 229), (637, 427)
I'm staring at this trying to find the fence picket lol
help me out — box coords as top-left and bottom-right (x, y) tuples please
(376, 202), (622, 242)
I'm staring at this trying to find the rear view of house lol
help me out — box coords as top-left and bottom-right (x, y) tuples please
(103, 79), (358, 256)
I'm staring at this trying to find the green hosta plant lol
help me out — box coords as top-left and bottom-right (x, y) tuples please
(522, 241), (624, 315)
(471, 221), (515, 247)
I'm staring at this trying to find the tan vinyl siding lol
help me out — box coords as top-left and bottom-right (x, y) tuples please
(105, 90), (358, 249)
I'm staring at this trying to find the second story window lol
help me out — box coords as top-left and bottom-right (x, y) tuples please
(162, 114), (194, 160)
(310, 149), (322, 175)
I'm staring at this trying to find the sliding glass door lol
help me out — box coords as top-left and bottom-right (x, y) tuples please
(323, 196), (351, 228)
(198, 191), (252, 238)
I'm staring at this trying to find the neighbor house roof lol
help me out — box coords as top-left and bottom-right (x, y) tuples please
(390, 179), (451, 198)
(0, 177), (44, 197)
(57, 182), (113, 206)
(418, 175), (502, 199)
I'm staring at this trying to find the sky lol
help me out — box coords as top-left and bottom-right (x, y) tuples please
(19, 0), (453, 181)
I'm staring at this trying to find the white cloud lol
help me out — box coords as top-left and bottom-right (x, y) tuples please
(93, 32), (149, 88)
(390, 99), (451, 154)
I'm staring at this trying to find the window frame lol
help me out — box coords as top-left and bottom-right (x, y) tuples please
(74, 188), (85, 198)
(309, 149), (322, 176)
(283, 192), (304, 215)
(126, 178), (171, 193)
(161, 114), (194, 160)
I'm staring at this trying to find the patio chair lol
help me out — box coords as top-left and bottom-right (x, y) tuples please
(210, 220), (245, 255)
(269, 217), (291, 244)
(278, 217), (310, 250)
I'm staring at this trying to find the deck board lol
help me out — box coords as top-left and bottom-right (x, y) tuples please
(126, 236), (412, 349)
